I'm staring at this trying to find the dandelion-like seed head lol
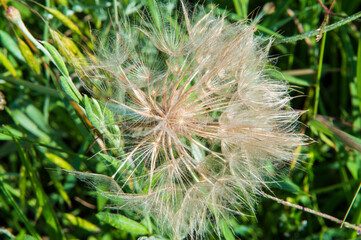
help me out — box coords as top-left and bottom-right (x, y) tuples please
(75, 2), (305, 239)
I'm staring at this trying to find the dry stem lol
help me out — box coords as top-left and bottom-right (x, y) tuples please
(263, 192), (361, 234)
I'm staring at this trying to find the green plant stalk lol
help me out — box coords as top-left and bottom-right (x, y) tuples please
(113, 0), (119, 26)
(313, 32), (327, 119)
(8, 11), (55, 66)
(233, 0), (248, 19)
(275, 11), (361, 44)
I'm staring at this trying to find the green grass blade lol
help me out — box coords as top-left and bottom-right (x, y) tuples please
(233, 0), (248, 19)
(220, 219), (236, 240)
(0, 30), (25, 62)
(96, 212), (149, 235)
(0, 178), (41, 240)
(4, 126), (65, 240)
(63, 213), (100, 232)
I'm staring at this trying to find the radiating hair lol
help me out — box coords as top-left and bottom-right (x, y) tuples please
(73, 2), (306, 239)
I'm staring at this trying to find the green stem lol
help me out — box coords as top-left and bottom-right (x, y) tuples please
(275, 11), (361, 44)
(113, 0), (119, 26)
(313, 32), (327, 118)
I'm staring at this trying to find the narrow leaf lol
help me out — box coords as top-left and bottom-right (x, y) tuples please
(4, 127), (64, 239)
(63, 213), (100, 232)
(0, 30), (25, 61)
(43, 7), (82, 36)
(0, 178), (41, 240)
(220, 219), (235, 240)
(18, 38), (40, 74)
(49, 172), (72, 207)
(97, 212), (149, 235)
(0, 51), (17, 77)
(59, 76), (83, 104)
(42, 41), (69, 77)
(45, 152), (74, 171)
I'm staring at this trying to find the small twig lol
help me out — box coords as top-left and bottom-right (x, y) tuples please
(262, 192), (361, 233)
(74, 197), (96, 209)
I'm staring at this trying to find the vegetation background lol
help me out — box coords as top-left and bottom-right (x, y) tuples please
(1, 0), (361, 239)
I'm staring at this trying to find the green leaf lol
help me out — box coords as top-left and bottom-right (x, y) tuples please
(270, 70), (313, 87)
(43, 7), (82, 36)
(220, 219), (235, 240)
(0, 30), (25, 62)
(0, 51), (17, 77)
(24, 104), (49, 134)
(96, 212), (149, 235)
(308, 119), (334, 137)
(49, 172), (72, 207)
(83, 95), (104, 132)
(11, 109), (50, 142)
(45, 152), (74, 171)
(98, 153), (122, 169)
(233, 0), (248, 19)
(0, 178), (41, 240)
(59, 76), (83, 104)
(3, 127), (64, 240)
(41, 41), (69, 77)
(63, 213), (100, 232)
(17, 38), (40, 74)
(271, 178), (304, 194)
(0, 125), (22, 140)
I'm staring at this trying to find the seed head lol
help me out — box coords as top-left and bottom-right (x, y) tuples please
(75, 2), (305, 239)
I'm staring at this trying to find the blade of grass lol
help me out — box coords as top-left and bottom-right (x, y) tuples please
(233, 0), (248, 19)
(0, 126), (88, 159)
(147, 0), (161, 29)
(0, 51), (17, 77)
(3, 126), (65, 240)
(63, 213), (100, 232)
(0, 30), (24, 62)
(0, 177), (41, 240)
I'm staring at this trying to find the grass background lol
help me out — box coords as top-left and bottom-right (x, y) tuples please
(1, 0), (361, 239)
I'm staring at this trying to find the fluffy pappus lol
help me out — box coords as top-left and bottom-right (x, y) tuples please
(74, 2), (306, 239)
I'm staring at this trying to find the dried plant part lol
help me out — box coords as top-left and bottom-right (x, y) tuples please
(72, 2), (306, 239)
(0, 91), (6, 111)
